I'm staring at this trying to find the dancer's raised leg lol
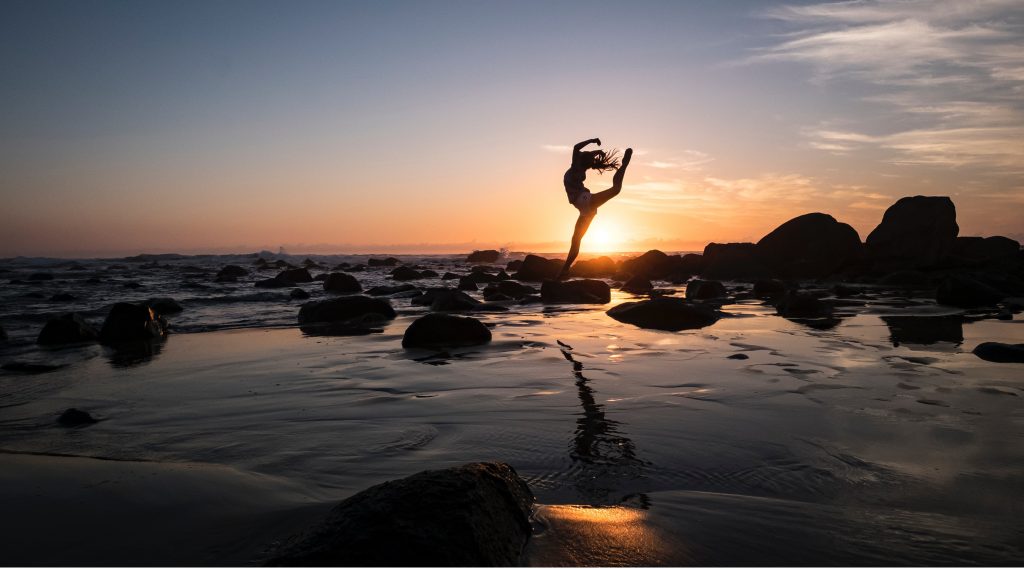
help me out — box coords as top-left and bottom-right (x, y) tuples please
(589, 147), (632, 209)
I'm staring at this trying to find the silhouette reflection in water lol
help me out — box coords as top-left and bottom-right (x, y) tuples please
(557, 339), (648, 505)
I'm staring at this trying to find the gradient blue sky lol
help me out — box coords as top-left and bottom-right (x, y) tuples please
(2, 0), (1022, 257)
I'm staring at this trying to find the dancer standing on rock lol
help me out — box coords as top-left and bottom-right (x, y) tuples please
(557, 138), (633, 279)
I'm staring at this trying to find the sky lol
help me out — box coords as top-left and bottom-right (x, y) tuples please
(1, 0), (1022, 257)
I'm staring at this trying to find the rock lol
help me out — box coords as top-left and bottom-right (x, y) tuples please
(569, 256), (618, 278)
(607, 297), (720, 331)
(98, 303), (167, 346)
(621, 276), (653, 294)
(313, 273), (329, 281)
(255, 276), (295, 288)
(753, 279), (788, 300)
(972, 342), (1024, 363)
(298, 296), (396, 324)
(483, 281), (536, 300)
(57, 408), (97, 427)
(411, 288), (481, 311)
(366, 284), (417, 296)
(441, 272), (460, 280)
(866, 195), (959, 270)
(146, 297), (183, 314)
(512, 255), (562, 281)
(496, 270), (511, 281)
(367, 257), (400, 267)
(620, 250), (681, 279)
(290, 288), (310, 300)
(701, 243), (767, 280)
(952, 236), (1020, 265)
(936, 275), (1006, 307)
(756, 213), (863, 278)
(879, 270), (930, 288)
(269, 462), (532, 567)
(727, 353), (750, 360)
(540, 279), (611, 304)
(277, 268), (313, 283)
(775, 292), (832, 319)
(465, 271), (498, 284)
(832, 284), (864, 298)
(882, 315), (964, 346)
(37, 313), (99, 345)
(402, 314), (492, 348)
(217, 265), (249, 280)
(685, 279), (726, 300)
(467, 249), (501, 263)
(505, 260), (523, 272)
(391, 266), (422, 281)
(419, 269), (439, 278)
(458, 276), (478, 291)
(323, 272), (362, 293)
(50, 293), (76, 302)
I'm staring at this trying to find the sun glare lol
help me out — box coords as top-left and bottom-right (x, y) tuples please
(585, 218), (624, 253)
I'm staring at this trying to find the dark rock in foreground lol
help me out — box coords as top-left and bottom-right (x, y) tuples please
(290, 288), (310, 300)
(936, 275), (1005, 307)
(269, 462), (532, 567)
(99, 303), (167, 346)
(685, 279), (726, 300)
(37, 313), (99, 345)
(621, 276), (653, 294)
(391, 266), (422, 281)
(753, 279), (788, 300)
(412, 288), (481, 312)
(402, 313), (492, 348)
(513, 255), (562, 281)
(972, 342), (1024, 363)
(607, 297), (720, 331)
(323, 272), (362, 293)
(58, 408), (98, 427)
(467, 249), (501, 263)
(866, 195), (958, 270)
(541, 279), (611, 304)
(775, 292), (832, 319)
(483, 281), (536, 300)
(278, 268), (314, 284)
(952, 236), (1020, 266)
(756, 212), (863, 278)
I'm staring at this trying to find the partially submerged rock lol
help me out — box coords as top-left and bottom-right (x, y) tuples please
(278, 268), (314, 284)
(145, 297), (183, 314)
(685, 279), (726, 300)
(936, 275), (1006, 308)
(972, 342), (1024, 363)
(391, 266), (422, 281)
(37, 313), (99, 345)
(297, 296), (396, 335)
(57, 408), (98, 427)
(621, 276), (653, 294)
(402, 313), (492, 348)
(466, 249), (501, 263)
(775, 292), (832, 319)
(540, 279), (611, 304)
(366, 284), (417, 296)
(753, 279), (788, 300)
(483, 280), (536, 300)
(322, 272), (362, 293)
(269, 462), (533, 566)
(98, 303), (167, 346)
(289, 288), (310, 300)
(607, 297), (720, 331)
(569, 256), (618, 278)
(513, 255), (562, 281)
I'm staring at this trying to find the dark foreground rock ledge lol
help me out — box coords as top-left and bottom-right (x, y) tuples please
(268, 462), (534, 567)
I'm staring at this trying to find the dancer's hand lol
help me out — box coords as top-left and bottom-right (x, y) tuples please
(593, 138), (602, 146)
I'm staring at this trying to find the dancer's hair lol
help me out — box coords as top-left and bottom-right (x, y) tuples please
(584, 149), (621, 173)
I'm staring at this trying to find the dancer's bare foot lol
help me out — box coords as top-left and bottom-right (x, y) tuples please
(621, 147), (633, 168)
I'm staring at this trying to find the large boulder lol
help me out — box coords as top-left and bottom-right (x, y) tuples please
(466, 249), (501, 263)
(756, 213), (863, 278)
(323, 272), (362, 293)
(411, 288), (481, 312)
(607, 297), (720, 331)
(298, 296), (396, 324)
(753, 279), (788, 300)
(277, 268), (314, 283)
(482, 280), (536, 300)
(620, 250), (679, 279)
(972, 342), (1024, 363)
(98, 303), (167, 346)
(512, 255), (562, 281)
(402, 313), (492, 348)
(568, 256), (618, 278)
(540, 279), (611, 304)
(216, 265), (249, 280)
(685, 279), (726, 300)
(936, 275), (1006, 308)
(37, 313), (99, 345)
(951, 236), (1020, 266)
(866, 196), (958, 270)
(775, 292), (832, 318)
(621, 276), (653, 294)
(701, 243), (767, 280)
(269, 463), (532, 566)
(391, 266), (422, 281)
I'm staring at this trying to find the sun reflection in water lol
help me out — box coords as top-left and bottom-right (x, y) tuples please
(530, 505), (677, 565)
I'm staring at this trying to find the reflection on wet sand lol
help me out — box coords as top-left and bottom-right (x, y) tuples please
(558, 340), (648, 504)
(882, 315), (964, 347)
(528, 504), (682, 566)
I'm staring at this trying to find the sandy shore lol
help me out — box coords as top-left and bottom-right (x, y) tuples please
(0, 451), (330, 566)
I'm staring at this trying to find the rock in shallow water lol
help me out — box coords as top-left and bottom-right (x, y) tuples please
(57, 408), (98, 426)
(99, 303), (167, 346)
(402, 313), (491, 348)
(607, 297), (720, 331)
(322, 272), (361, 293)
(972, 342), (1024, 363)
(540, 279), (611, 304)
(467, 249), (501, 263)
(936, 275), (1006, 308)
(37, 313), (98, 345)
(685, 279), (726, 300)
(268, 462), (533, 567)
(298, 296), (396, 324)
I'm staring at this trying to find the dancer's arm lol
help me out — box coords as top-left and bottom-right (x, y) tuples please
(573, 138), (601, 153)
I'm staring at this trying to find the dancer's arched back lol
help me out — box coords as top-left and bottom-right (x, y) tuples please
(558, 138), (633, 279)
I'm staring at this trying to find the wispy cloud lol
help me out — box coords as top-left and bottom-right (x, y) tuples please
(541, 144), (570, 153)
(750, 0), (1024, 170)
(643, 150), (714, 171)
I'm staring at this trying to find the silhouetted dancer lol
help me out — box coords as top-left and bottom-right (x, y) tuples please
(557, 138), (633, 280)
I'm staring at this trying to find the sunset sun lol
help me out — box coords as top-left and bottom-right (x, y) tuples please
(585, 218), (625, 253)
